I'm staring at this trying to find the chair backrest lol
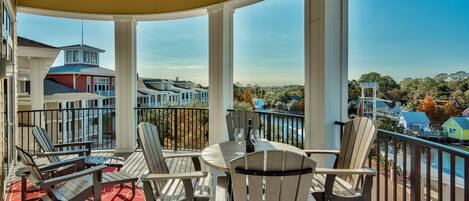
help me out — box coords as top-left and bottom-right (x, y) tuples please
(226, 110), (260, 141)
(137, 122), (169, 194)
(230, 150), (316, 201)
(15, 146), (45, 185)
(32, 126), (60, 163)
(336, 117), (377, 188)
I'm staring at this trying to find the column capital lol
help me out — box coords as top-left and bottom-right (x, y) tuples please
(207, 3), (234, 14)
(113, 15), (137, 22)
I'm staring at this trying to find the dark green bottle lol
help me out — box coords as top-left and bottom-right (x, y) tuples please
(246, 119), (255, 153)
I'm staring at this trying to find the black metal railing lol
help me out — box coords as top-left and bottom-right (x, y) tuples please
(369, 129), (469, 201)
(15, 107), (469, 200)
(135, 107), (209, 151)
(17, 108), (116, 153)
(227, 110), (305, 149)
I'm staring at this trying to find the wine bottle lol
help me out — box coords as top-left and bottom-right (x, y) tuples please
(246, 119), (255, 153)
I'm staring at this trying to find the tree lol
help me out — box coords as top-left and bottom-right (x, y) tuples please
(449, 71), (468, 81)
(434, 73), (449, 82)
(417, 96), (437, 120)
(234, 101), (254, 110)
(443, 101), (460, 117)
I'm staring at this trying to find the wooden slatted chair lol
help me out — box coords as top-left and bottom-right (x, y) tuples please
(16, 146), (105, 201)
(32, 126), (139, 196)
(230, 150), (316, 201)
(32, 126), (92, 162)
(137, 122), (211, 201)
(304, 117), (377, 201)
(226, 110), (260, 141)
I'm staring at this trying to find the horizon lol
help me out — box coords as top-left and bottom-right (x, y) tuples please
(17, 0), (469, 86)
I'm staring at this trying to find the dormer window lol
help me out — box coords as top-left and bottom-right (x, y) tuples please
(66, 50), (79, 63)
(65, 51), (73, 63)
(91, 52), (98, 64)
(83, 51), (90, 63)
(72, 50), (78, 62)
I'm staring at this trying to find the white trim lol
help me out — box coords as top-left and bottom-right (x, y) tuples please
(17, 0), (262, 21)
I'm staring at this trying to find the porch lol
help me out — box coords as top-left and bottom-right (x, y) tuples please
(7, 108), (469, 200)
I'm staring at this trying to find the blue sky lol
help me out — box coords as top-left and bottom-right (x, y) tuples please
(17, 0), (469, 86)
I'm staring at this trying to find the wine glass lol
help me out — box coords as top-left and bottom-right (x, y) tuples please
(234, 128), (244, 144)
(251, 130), (260, 144)
(234, 128), (245, 155)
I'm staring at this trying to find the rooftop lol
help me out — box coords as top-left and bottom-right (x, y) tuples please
(59, 44), (105, 52)
(48, 65), (115, 76)
(44, 79), (105, 101)
(17, 36), (57, 49)
(451, 116), (469, 129)
(400, 112), (430, 123)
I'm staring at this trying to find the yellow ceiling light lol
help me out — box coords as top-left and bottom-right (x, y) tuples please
(17, 0), (228, 15)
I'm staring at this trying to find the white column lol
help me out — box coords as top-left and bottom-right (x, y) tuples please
(114, 17), (137, 153)
(29, 59), (46, 111)
(208, 5), (234, 145)
(304, 0), (348, 166)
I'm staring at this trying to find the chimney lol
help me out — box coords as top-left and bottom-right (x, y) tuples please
(175, 76), (179, 81)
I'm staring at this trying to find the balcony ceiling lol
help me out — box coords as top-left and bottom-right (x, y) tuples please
(17, 0), (228, 15)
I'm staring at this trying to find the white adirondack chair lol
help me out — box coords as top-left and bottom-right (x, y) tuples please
(230, 150), (317, 201)
(16, 146), (105, 201)
(137, 122), (211, 201)
(305, 117), (377, 201)
(226, 110), (260, 141)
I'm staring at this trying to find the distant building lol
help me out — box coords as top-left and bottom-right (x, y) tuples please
(442, 116), (469, 141)
(46, 44), (115, 106)
(399, 112), (430, 131)
(45, 44), (209, 108)
(389, 102), (402, 117)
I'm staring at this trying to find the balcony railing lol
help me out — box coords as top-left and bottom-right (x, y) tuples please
(14, 108), (469, 200)
(17, 108), (117, 153)
(368, 129), (469, 201)
(135, 107), (209, 151)
(227, 109), (305, 148)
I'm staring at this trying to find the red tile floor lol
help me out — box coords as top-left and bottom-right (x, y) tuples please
(5, 167), (145, 201)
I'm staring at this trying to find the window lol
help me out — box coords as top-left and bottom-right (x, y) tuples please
(72, 50), (79, 62)
(83, 51), (90, 63)
(449, 128), (456, 134)
(3, 6), (12, 39)
(66, 51), (73, 63)
(91, 52), (98, 64)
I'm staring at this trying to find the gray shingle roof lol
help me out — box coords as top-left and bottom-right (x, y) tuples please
(44, 79), (105, 102)
(48, 65), (115, 76)
(18, 36), (57, 49)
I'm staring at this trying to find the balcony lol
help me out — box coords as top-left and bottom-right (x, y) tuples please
(2, 0), (469, 200)
(5, 107), (469, 200)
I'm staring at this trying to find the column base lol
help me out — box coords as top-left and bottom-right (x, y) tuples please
(114, 147), (136, 153)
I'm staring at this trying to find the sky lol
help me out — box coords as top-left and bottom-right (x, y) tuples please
(17, 0), (469, 86)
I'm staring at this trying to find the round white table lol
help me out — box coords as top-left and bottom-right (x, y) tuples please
(201, 140), (304, 201)
(201, 140), (304, 172)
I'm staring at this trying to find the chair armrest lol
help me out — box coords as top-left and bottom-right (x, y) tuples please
(39, 156), (86, 172)
(54, 141), (93, 147)
(36, 149), (88, 157)
(37, 165), (106, 187)
(163, 152), (201, 159)
(54, 141), (93, 155)
(303, 150), (340, 157)
(164, 152), (202, 171)
(140, 171), (207, 181)
(315, 167), (376, 176)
